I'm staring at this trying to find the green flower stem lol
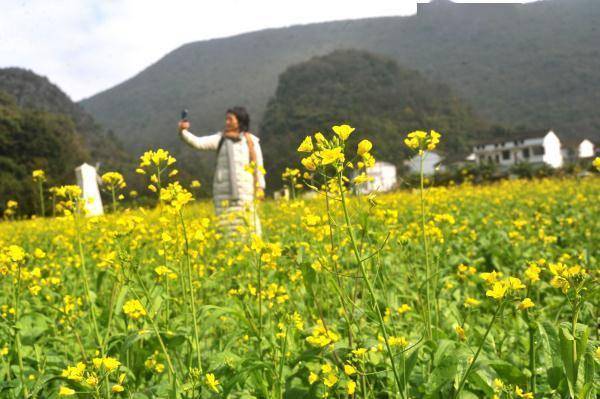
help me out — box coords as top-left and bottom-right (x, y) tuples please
(454, 300), (505, 399)
(324, 192), (355, 347)
(110, 186), (117, 213)
(528, 321), (536, 395)
(419, 153), (433, 341)
(130, 267), (177, 382)
(38, 180), (45, 217)
(13, 262), (27, 397)
(74, 206), (104, 353)
(337, 172), (405, 399)
(179, 209), (203, 373)
(257, 250), (263, 358)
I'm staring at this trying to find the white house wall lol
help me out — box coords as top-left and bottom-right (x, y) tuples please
(406, 152), (442, 176)
(75, 163), (104, 216)
(542, 131), (563, 168)
(358, 162), (397, 194)
(471, 132), (569, 168)
(579, 139), (595, 158)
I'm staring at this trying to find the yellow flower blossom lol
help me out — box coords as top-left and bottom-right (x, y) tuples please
(205, 373), (220, 392)
(486, 282), (508, 300)
(59, 386), (76, 396)
(323, 372), (338, 388)
(298, 136), (314, 152)
(343, 364), (356, 375)
(317, 147), (345, 166)
(347, 380), (356, 394)
(123, 299), (146, 319)
(357, 139), (372, 155)
(518, 298), (535, 310)
(455, 325), (466, 341)
(332, 124), (355, 141)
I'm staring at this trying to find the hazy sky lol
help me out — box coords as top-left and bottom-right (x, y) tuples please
(0, 0), (540, 101)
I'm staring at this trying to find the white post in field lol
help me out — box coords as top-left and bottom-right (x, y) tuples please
(75, 163), (104, 216)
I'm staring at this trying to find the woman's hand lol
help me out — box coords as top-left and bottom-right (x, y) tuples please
(178, 120), (190, 131)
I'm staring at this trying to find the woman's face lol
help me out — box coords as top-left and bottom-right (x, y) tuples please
(225, 113), (239, 132)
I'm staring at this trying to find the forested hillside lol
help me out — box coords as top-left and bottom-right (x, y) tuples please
(81, 0), (600, 156)
(260, 50), (488, 188)
(0, 91), (86, 214)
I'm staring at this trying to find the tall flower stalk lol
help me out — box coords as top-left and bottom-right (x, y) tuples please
(298, 125), (405, 396)
(160, 180), (203, 374)
(404, 130), (441, 341)
(32, 169), (46, 217)
(101, 172), (126, 213)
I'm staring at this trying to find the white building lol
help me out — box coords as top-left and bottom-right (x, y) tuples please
(472, 130), (564, 169)
(356, 161), (397, 194)
(561, 139), (595, 162)
(75, 163), (104, 216)
(404, 151), (444, 176)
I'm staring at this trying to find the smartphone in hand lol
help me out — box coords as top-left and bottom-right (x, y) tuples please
(179, 109), (190, 131)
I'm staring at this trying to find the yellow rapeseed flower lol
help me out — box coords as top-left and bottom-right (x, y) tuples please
(464, 297), (481, 308)
(486, 282), (508, 300)
(297, 136), (314, 152)
(101, 172), (126, 189)
(518, 298), (535, 310)
(515, 386), (534, 398)
(59, 386), (76, 396)
(323, 372), (338, 388)
(357, 139), (372, 156)
(332, 124), (355, 141)
(455, 325), (466, 341)
(317, 147), (345, 166)
(112, 384), (124, 393)
(123, 299), (146, 320)
(32, 169), (46, 182)
(205, 373), (220, 392)
(343, 364), (356, 375)
(92, 356), (121, 372)
(347, 380), (357, 394)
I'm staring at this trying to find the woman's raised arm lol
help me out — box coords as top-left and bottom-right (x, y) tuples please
(178, 122), (221, 150)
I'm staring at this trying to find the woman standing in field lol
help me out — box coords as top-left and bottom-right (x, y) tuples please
(178, 106), (265, 235)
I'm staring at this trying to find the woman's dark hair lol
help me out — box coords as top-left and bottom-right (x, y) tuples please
(226, 106), (250, 132)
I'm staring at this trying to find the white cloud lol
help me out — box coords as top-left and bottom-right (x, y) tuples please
(0, 0), (539, 101)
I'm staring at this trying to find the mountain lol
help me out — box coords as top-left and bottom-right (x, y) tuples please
(80, 0), (600, 162)
(0, 68), (130, 169)
(0, 68), (137, 214)
(260, 50), (488, 188)
(0, 90), (87, 214)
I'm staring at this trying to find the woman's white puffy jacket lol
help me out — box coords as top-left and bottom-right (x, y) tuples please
(179, 129), (266, 203)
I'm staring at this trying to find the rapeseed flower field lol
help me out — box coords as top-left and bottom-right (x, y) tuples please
(0, 126), (598, 398)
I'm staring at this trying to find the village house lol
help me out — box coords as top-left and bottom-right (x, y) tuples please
(356, 161), (397, 194)
(404, 151), (444, 176)
(472, 130), (565, 169)
(561, 138), (595, 162)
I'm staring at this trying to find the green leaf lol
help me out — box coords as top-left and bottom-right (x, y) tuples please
(397, 346), (420, 393)
(488, 360), (527, 386)
(426, 342), (460, 395)
(16, 313), (49, 344)
(466, 369), (494, 397)
(114, 285), (129, 316)
(558, 323), (590, 397)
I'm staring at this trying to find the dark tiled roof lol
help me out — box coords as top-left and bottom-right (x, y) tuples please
(560, 137), (595, 149)
(473, 129), (550, 146)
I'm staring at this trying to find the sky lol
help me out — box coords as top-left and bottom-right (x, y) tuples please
(0, 0), (540, 101)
